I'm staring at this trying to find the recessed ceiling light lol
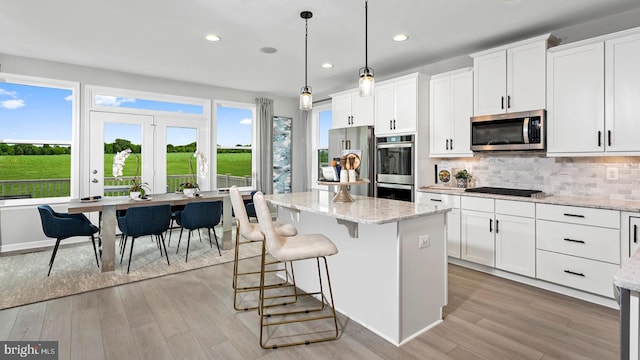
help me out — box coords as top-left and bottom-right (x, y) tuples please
(393, 34), (409, 42)
(322, 63), (334, 69)
(205, 34), (221, 42)
(259, 47), (278, 54)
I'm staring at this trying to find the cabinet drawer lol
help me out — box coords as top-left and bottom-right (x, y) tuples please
(495, 199), (535, 218)
(461, 196), (494, 212)
(537, 220), (620, 264)
(536, 250), (619, 298)
(536, 203), (619, 229)
(418, 192), (461, 208)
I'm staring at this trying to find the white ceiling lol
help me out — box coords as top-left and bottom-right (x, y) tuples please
(1, 0), (640, 100)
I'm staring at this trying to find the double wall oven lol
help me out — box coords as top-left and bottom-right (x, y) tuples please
(375, 135), (414, 202)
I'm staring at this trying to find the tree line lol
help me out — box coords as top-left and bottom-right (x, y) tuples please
(1, 139), (250, 155)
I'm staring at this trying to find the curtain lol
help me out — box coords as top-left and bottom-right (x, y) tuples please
(255, 98), (273, 194)
(300, 109), (311, 191)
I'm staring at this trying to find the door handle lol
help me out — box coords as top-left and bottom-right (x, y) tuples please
(598, 131), (602, 147)
(92, 179), (99, 183)
(390, 120), (393, 130)
(634, 224), (638, 243)
(430, 198), (442, 202)
(393, 119), (396, 130)
(92, 169), (98, 174)
(446, 139), (449, 150)
(507, 95), (511, 109)
(608, 130), (612, 147)
(563, 213), (585, 218)
(563, 238), (585, 244)
(489, 219), (493, 232)
(450, 138), (453, 150)
(501, 96), (504, 110)
(495, 219), (499, 234)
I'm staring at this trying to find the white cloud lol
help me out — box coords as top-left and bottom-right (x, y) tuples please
(0, 89), (17, 97)
(1, 99), (25, 109)
(240, 118), (252, 125)
(95, 95), (136, 106)
(64, 95), (73, 101)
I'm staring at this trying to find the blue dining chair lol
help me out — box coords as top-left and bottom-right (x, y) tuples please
(37, 205), (100, 276)
(117, 204), (172, 274)
(173, 201), (222, 262)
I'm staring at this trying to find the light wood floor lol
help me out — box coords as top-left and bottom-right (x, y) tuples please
(0, 261), (619, 360)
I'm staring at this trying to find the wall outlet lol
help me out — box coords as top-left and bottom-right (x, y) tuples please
(606, 167), (619, 181)
(419, 235), (431, 249)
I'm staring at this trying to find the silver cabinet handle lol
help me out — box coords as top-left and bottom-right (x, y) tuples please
(92, 179), (99, 183)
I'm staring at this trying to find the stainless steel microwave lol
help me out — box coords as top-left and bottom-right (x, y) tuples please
(470, 109), (545, 151)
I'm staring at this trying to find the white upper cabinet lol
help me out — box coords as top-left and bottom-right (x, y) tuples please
(472, 34), (557, 116)
(547, 27), (640, 156)
(429, 68), (473, 157)
(605, 32), (640, 153)
(547, 42), (604, 154)
(374, 73), (423, 135)
(330, 89), (374, 129)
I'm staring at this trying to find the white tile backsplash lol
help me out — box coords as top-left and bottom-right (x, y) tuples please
(435, 154), (640, 201)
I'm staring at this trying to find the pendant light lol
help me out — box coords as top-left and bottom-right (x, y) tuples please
(359, 0), (374, 97)
(299, 11), (313, 110)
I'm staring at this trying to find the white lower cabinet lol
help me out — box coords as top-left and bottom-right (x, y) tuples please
(536, 250), (620, 298)
(535, 203), (620, 298)
(461, 197), (495, 267)
(495, 213), (536, 277)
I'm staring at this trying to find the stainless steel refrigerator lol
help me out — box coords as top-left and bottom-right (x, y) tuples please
(328, 126), (375, 196)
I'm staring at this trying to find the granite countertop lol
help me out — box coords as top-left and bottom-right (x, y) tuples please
(417, 186), (640, 212)
(615, 249), (640, 291)
(263, 191), (450, 225)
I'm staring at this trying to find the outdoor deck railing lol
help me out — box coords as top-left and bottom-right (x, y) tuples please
(0, 174), (253, 199)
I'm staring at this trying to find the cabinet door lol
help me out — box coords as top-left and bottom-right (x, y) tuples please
(474, 50), (507, 116)
(461, 209), (495, 266)
(332, 93), (352, 129)
(450, 71), (473, 156)
(495, 214), (535, 277)
(507, 40), (547, 113)
(447, 208), (462, 258)
(605, 33), (640, 152)
(351, 92), (375, 127)
(547, 43), (605, 154)
(374, 83), (395, 135)
(429, 76), (452, 155)
(393, 77), (418, 133)
(630, 217), (640, 259)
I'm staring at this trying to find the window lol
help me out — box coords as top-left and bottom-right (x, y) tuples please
(0, 74), (79, 200)
(94, 95), (204, 115)
(311, 103), (332, 189)
(215, 101), (255, 188)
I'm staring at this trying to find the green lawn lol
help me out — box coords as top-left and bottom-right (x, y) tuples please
(0, 153), (252, 180)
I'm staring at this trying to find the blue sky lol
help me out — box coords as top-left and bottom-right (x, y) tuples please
(0, 83), (253, 147)
(0, 83), (72, 142)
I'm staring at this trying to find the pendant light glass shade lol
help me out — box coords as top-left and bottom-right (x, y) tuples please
(300, 11), (313, 110)
(359, 0), (374, 97)
(359, 67), (375, 97)
(300, 86), (312, 110)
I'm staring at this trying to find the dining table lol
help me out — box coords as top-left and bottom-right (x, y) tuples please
(67, 190), (252, 272)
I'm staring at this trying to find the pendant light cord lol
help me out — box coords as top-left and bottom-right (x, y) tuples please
(365, 0), (368, 69)
(304, 17), (308, 88)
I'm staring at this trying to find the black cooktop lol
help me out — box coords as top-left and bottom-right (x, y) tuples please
(464, 187), (543, 197)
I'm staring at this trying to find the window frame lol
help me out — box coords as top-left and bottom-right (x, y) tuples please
(310, 102), (332, 190)
(0, 73), (80, 205)
(213, 100), (256, 189)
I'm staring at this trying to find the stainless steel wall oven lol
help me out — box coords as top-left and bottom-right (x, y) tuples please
(375, 135), (414, 202)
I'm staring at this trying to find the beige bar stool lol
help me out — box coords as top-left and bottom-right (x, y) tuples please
(253, 192), (339, 349)
(229, 186), (298, 311)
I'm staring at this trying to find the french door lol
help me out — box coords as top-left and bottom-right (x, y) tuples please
(89, 111), (210, 196)
(89, 111), (154, 196)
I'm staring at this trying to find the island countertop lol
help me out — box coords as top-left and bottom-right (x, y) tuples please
(263, 191), (450, 225)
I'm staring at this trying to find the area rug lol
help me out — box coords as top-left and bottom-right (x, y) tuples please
(0, 229), (262, 310)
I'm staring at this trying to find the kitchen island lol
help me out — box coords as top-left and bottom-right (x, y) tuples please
(263, 191), (450, 346)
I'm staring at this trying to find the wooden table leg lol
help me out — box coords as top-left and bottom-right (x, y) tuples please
(101, 205), (116, 272)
